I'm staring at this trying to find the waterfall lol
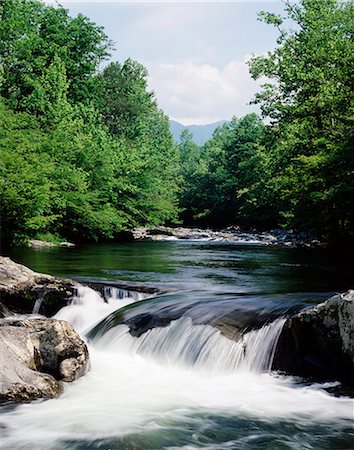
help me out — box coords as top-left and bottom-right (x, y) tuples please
(2, 285), (353, 450)
(103, 286), (147, 302)
(32, 296), (43, 314)
(56, 284), (286, 374)
(54, 285), (149, 334)
(94, 315), (286, 374)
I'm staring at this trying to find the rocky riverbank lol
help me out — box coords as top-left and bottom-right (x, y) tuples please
(128, 226), (325, 248)
(0, 256), (77, 317)
(0, 257), (89, 403)
(28, 239), (75, 248)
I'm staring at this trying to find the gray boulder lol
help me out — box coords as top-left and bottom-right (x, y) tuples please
(273, 290), (354, 387)
(0, 257), (77, 316)
(0, 318), (89, 403)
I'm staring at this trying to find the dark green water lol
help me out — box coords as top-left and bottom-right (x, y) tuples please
(1, 241), (353, 450)
(6, 240), (353, 294)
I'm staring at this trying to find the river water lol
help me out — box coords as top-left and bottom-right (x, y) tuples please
(2, 240), (354, 449)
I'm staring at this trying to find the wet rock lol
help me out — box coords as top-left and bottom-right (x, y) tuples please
(28, 240), (75, 248)
(59, 241), (75, 248)
(129, 226), (325, 248)
(28, 239), (57, 248)
(0, 257), (77, 316)
(273, 290), (354, 386)
(0, 318), (89, 403)
(74, 277), (171, 297)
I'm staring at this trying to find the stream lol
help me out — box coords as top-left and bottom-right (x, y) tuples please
(1, 240), (353, 449)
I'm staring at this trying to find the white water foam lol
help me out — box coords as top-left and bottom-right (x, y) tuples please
(95, 316), (286, 374)
(54, 285), (148, 334)
(1, 287), (353, 449)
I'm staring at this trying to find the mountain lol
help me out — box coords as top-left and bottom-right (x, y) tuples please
(169, 120), (226, 146)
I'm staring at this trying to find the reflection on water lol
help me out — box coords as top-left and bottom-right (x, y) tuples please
(5, 240), (354, 295)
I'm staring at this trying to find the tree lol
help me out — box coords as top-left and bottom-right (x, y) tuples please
(98, 59), (180, 226)
(0, 0), (180, 245)
(98, 60), (154, 140)
(249, 0), (354, 235)
(0, 0), (111, 109)
(0, 100), (55, 243)
(178, 114), (270, 227)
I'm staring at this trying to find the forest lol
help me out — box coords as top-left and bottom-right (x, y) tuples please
(1, 0), (353, 245)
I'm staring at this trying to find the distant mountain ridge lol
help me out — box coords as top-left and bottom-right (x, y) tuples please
(169, 119), (226, 146)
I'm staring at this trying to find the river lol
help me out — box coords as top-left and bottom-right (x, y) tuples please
(1, 240), (353, 449)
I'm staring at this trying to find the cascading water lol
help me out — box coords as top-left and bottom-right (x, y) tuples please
(56, 284), (285, 374)
(1, 280), (353, 449)
(54, 285), (149, 334)
(95, 315), (286, 374)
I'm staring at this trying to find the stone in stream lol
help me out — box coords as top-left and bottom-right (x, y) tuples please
(0, 256), (77, 316)
(28, 240), (75, 248)
(0, 318), (89, 403)
(273, 290), (354, 387)
(127, 226), (325, 247)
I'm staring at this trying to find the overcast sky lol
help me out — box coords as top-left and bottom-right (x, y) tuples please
(58, 1), (284, 124)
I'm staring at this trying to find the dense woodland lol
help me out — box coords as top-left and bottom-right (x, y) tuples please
(0, 0), (353, 245)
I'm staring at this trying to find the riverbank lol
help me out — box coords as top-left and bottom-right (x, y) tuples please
(0, 257), (89, 402)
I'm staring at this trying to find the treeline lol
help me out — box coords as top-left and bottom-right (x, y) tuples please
(0, 0), (179, 244)
(179, 0), (354, 239)
(1, 0), (353, 245)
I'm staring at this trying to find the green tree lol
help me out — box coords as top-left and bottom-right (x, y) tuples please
(178, 129), (202, 222)
(0, 0), (111, 109)
(249, 0), (354, 236)
(179, 114), (269, 227)
(98, 59), (180, 226)
(98, 60), (154, 140)
(0, 100), (55, 243)
(0, 0), (180, 245)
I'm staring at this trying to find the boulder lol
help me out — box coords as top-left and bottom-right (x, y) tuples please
(0, 257), (77, 316)
(28, 240), (75, 248)
(273, 290), (354, 387)
(0, 318), (89, 403)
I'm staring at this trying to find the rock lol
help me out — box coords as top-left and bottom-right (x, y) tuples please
(28, 239), (57, 248)
(128, 226), (325, 247)
(273, 290), (354, 387)
(59, 241), (75, 248)
(74, 277), (171, 296)
(28, 240), (75, 248)
(0, 318), (89, 403)
(0, 257), (77, 316)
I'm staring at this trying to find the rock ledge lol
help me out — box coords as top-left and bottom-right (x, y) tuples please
(0, 256), (77, 316)
(0, 318), (89, 403)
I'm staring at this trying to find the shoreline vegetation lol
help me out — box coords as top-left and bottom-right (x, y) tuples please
(0, 0), (353, 248)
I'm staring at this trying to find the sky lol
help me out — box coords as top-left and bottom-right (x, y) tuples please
(57, 1), (285, 125)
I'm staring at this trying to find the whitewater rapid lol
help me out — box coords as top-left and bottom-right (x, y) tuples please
(1, 286), (353, 450)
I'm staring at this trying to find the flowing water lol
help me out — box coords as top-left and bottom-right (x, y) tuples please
(2, 240), (354, 449)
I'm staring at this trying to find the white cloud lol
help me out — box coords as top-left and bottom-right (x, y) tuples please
(147, 57), (262, 125)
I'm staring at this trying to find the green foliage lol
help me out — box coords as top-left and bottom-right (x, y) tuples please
(0, 0), (180, 245)
(98, 59), (180, 226)
(2, 0), (352, 243)
(35, 232), (65, 244)
(0, 100), (56, 243)
(0, 0), (111, 107)
(179, 114), (272, 227)
(248, 0), (354, 235)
